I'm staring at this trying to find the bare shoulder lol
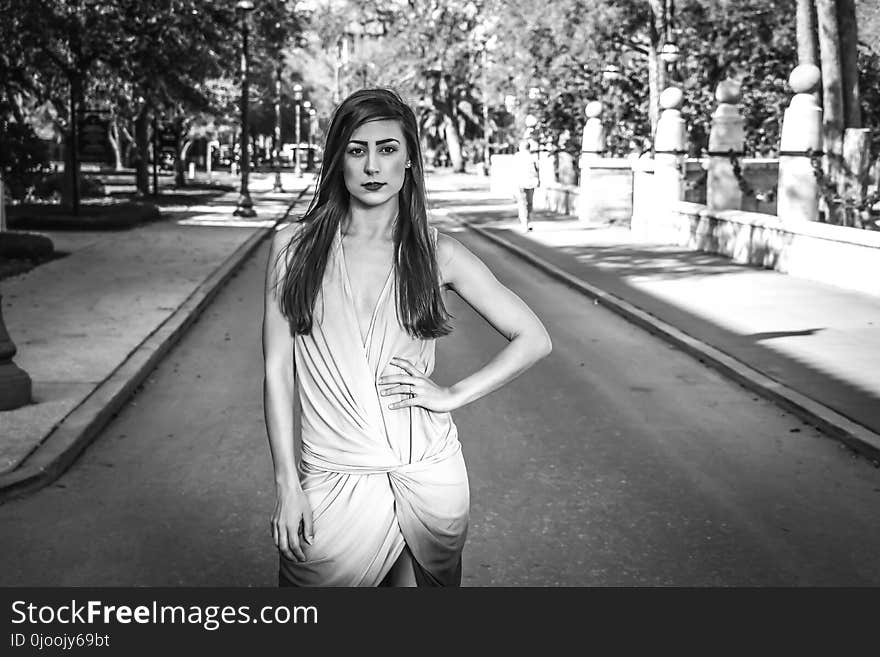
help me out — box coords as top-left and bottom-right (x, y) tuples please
(269, 221), (307, 263)
(435, 230), (493, 289)
(270, 221), (304, 253)
(266, 221), (304, 284)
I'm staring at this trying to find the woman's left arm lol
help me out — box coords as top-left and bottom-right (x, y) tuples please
(380, 232), (552, 412)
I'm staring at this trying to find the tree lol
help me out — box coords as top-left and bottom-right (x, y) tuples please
(9, 0), (128, 209)
(0, 0), (51, 199)
(303, 0), (490, 172)
(4, 0), (305, 198)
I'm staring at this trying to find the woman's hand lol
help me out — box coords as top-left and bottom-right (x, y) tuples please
(270, 485), (313, 562)
(378, 356), (460, 412)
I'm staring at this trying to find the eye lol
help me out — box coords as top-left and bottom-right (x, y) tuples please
(346, 147), (364, 156)
(380, 145), (398, 154)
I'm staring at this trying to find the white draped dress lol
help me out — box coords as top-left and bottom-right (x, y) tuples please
(279, 225), (470, 586)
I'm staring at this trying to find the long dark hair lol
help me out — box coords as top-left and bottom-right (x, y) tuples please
(276, 88), (451, 339)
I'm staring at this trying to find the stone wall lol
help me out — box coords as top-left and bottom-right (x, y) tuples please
(639, 201), (880, 297)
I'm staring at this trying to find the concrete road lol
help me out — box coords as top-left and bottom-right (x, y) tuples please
(2, 222), (880, 586)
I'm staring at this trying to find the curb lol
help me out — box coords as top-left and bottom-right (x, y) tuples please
(0, 185), (312, 503)
(462, 219), (880, 463)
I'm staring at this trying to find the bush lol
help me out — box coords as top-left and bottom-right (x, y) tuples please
(6, 200), (160, 230)
(29, 172), (106, 201)
(0, 231), (54, 259)
(0, 107), (50, 201)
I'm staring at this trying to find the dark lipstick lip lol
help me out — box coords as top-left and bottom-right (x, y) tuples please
(361, 182), (386, 190)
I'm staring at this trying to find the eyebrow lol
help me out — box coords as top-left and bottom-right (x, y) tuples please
(347, 138), (400, 146)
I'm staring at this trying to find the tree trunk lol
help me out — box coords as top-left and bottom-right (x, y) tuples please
(134, 106), (150, 196)
(62, 129), (75, 205)
(174, 149), (186, 188)
(841, 128), (870, 226)
(444, 114), (465, 173)
(108, 119), (124, 171)
(62, 73), (84, 211)
(816, 0), (845, 220)
(175, 125), (190, 187)
(836, 0), (861, 128)
(648, 48), (663, 137)
(796, 0), (819, 65)
(175, 139), (193, 187)
(647, 0), (666, 136)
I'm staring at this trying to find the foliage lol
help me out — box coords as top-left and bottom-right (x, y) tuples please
(3, 0), (878, 183)
(672, 0), (798, 156)
(484, 0), (650, 155)
(0, 110), (50, 201)
(483, 0), (802, 157)
(858, 45), (880, 159)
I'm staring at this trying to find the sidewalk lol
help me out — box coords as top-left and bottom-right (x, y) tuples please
(426, 171), (880, 460)
(0, 172), (315, 500)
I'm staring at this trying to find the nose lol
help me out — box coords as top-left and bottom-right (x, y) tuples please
(364, 149), (380, 175)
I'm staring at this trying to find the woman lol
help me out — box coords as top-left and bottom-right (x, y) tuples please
(262, 88), (551, 587)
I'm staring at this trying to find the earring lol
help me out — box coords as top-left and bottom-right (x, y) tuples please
(405, 160), (412, 168)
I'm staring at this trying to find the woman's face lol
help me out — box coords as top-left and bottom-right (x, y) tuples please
(343, 119), (409, 209)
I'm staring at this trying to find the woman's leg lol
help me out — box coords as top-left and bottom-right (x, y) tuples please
(520, 188), (534, 230)
(381, 545), (417, 587)
(517, 188), (529, 229)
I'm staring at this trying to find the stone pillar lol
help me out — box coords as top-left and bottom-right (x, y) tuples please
(777, 64), (823, 222)
(653, 87), (688, 214)
(632, 88), (687, 239)
(538, 144), (556, 186)
(577, 102), (606, 221)
(557, 130), (577, 186)
(707, 80), (745, 211)
(578, 101), (605, 171)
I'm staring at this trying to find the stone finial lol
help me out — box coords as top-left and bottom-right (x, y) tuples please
(714, 79), (741, 104)
(659, 87), (683, 111)
(789, 64), (821, 94)
(585, 101), (603, 119)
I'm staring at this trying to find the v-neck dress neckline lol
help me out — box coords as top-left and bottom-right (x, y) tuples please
(336, 225), (395, 347)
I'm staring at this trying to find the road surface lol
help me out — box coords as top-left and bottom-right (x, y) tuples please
(2, 207), (879, 586)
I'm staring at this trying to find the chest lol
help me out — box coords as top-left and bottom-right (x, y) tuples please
(339, 238), (396, 331)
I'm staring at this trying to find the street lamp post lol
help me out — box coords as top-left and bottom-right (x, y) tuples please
(234, 0), (256, 217)
(308, 108), (318, 171)
(293, 84), (303, 178)
(480, 46), (491, 176)
(302, 100), (312, 171)
(272, 66), (284, 193)
(659, 0), (681, 81)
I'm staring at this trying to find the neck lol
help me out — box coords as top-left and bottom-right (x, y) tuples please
(343, 194), (399, 241)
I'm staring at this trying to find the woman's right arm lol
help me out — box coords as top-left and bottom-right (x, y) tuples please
(262, 224), (313, 562)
